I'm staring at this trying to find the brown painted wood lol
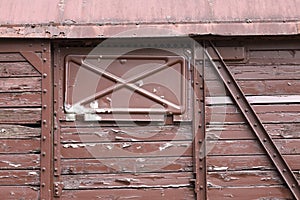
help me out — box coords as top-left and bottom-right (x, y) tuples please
(208, 139), (300, 155)
(207, 105), (300, 124)
(0, 154), (39, 170)
(208, 186), (292, 199)
(62, 172), (193, 189)
(0, 108), (41, 124)
(61, 141), (192, 158)
(206, 80), (300, 96)
(0, 62), (40, 77)
(207, 124), (300, 140)
(61, 188), (195, 200)
(0, 53), (26, 62)
(0, 125), (40, 139)
(61, 125), (192, 143)
(208, 170), (283, 186)
(207, 155), (300, 171)
(0, 92), (41, 107)
(0, 186), (39, 200)
(0, 170), (39, 186)
(0, 139), (40, 153)
(61, 157), (192, 174)
(0, 77), (41, 92)
(206, 64), (300, 80)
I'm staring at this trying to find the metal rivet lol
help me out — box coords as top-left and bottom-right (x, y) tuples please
(195, 82), (199, 85)
(41, 43), (44, 46)
(273, 153), (277, 157)
(54, 64), (57, 68)
(42, 152), (46, 156)
(29, 44), (33, 47)
(42, 120), (47, 124)
(54, 83), (57, 87)
(43, 105), (47, 109)
(200, 158), (203, 161)
(42, 167), (46, 171)
(198, 125), (202, 128)
(43, 89), (47, 93)
(253, 123), (257, 127)
(54, 100), (57, 103)
(42, 136), (46, 141)
(227, 80), (231, 84)
(54, 141), (58, 146)
(236, 95), (240, 99)
(199, 166), (203, 170)
(200, 186), (203, 190)
(41, 183), (45, 187)
(43, 48), (47, 52)
(43, 73), (47, 78)
(283, 169), (287, 172)
(43, 58), (47, 62)
(217, 66), (221, 69)
(54, 126), (58, 130)
(200, 98), (204, 102)
(199, 140), (202, 143)
(198, 110), (201, 113)
(263, 138), (267, 142)
(54, 157), (58, 161)
(245, 109), (248, 112)
(200, 85), (203, 89)
(54, 168), (58, 172)
(199, 74), (202, 77)
(292, 184), (296, 188)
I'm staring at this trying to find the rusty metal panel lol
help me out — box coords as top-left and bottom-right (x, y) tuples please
(0, 0), (300, 37)
(64, 55), (186, 121)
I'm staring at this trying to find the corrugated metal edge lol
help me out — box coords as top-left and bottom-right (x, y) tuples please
(0, 22), (299, 38)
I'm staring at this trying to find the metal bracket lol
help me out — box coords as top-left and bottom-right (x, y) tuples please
(207, 41), (300, 200)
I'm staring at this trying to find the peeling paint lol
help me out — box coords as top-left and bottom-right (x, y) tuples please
(159, 143), (173, 151)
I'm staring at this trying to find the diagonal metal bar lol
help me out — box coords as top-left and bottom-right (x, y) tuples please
(207, 41), (300, 200)
(71, 58), (182, 110)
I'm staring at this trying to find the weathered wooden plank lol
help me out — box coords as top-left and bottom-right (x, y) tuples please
(61, 125), (192, 143)
(62, 172), (193, 189)
(0, 139), (40, 154)
(208, 170), (283, 187)
(61, 157), (192, 174)
(206, 80), (300, 96)
(0, 92), (41, 107)
(208, 186), (292, 199)
(0, 108), (41, 124)
(249, 50), (300, 65)
(0, 125), (40, 139)
(0, 77), (41, 92)
(207, 124), (300, 140)
(0, 186), (39, 200)
(61, 141), (192, 159)
(61, 188), (195, 200)
(0, 53), (26, 62)
(0, 154), (39, 170)
(206, 95), (300, 105)
(206, 104), (300, 124)
(208, 139), (300, 155)
(207, 155), (300, 171)
(0, 170), (39, 185)
(206, 64), (300, 80)
(0, 62), (40, 77)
